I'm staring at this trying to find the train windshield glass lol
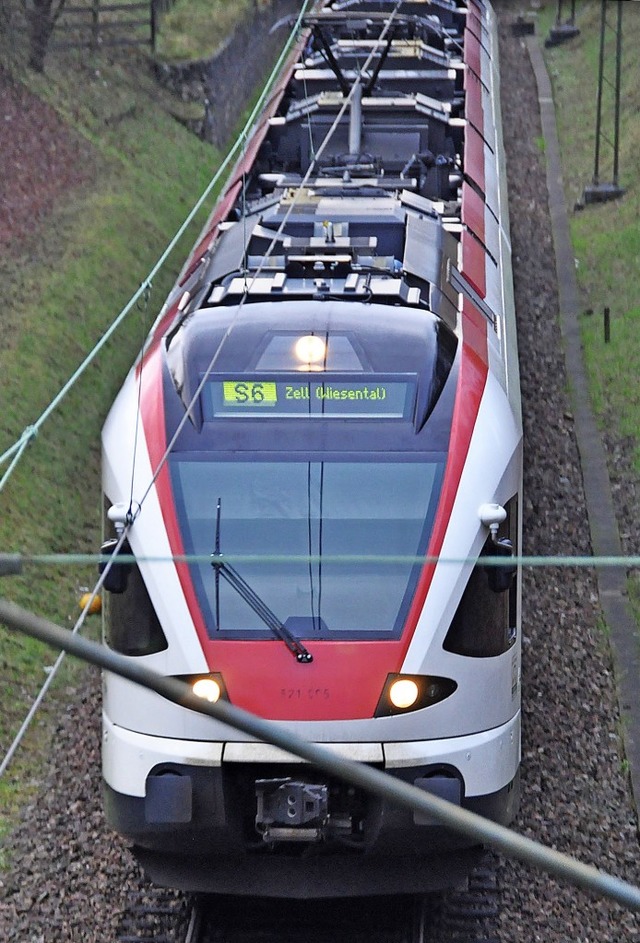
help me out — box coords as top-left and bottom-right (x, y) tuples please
(170, 457), (444, 640)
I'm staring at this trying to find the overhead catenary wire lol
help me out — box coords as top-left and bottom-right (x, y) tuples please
(2, 551), (640, 570)
(4, 0), (412, 560)
(0, 0), (406, 778)
(0, 528), (131, 780)
(0, 0), (315, 492)
(1, 542), (635, 778)
(0, 4), (638, 919)
(132, 0), (407, 520)
(0, 0), (318, 755)
(1, 594), (640, 914)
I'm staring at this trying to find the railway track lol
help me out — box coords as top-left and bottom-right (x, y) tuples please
(115, 884), (192, 943)
(115, 857), (501, 943)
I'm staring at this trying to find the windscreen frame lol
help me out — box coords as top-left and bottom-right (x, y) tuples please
(169, 450), (445, 642)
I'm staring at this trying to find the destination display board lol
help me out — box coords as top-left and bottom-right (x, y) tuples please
(204, 374), (416, 420)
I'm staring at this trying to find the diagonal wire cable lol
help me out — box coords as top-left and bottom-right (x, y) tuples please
(0, 0), (318, 776)
(2, 594), (640, 913)
(0, 0), (315, 490)
(134, 0), (406, 515)
(0, 528), (130, 779)
(0, 0), (397, 777)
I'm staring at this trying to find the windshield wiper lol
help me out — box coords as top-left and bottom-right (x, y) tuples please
(210, 499), (313, 664)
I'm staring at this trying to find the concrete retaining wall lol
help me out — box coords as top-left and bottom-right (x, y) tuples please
(152, 0), (302, 145)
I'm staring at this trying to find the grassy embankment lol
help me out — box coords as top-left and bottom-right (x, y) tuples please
(155, 0), (265, 61)
(537, 1), (640, 612)
(0, 3), (273, 847)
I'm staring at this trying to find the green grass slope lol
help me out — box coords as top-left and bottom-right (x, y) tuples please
(0, 49), (221, 839)
(539, 1), (640, 469)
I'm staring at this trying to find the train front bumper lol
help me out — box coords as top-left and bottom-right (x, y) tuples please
(103, 712), (519, 894)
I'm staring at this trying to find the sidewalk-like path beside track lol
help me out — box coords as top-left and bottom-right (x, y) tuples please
(526, 34), (640, 807)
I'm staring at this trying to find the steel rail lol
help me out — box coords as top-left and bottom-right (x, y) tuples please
(1, 595), (640, 913)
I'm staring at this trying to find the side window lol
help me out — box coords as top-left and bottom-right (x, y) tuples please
(443, 497), (518, 658)
(101, 499), (167, 656)
(104, 562), (168, 656)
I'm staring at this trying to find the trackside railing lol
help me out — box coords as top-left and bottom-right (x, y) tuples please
(48, 1), (156, 51)
(10, 0), (175, 53)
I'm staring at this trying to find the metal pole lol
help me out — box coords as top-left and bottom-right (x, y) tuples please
(593, 0), (607, 186)
(150, 0), (156, 51)
(2, 595), (640, 912)
(91, 0), (100, 51)
(613, 0), (623, 188)
(349, 82), (362, 156)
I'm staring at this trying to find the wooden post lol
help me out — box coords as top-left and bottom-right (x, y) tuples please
(91, 0), (100, 50)
(150, 0), (156, 50)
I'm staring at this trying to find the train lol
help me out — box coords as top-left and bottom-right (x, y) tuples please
(100, 0), (522, 898)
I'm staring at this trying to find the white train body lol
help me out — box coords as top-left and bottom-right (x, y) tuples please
(101, 0), (522, 897)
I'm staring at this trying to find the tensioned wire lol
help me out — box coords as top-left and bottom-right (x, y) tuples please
(2, 2), (635, 776)
(106, 0), (404, 566)
(0, 527), (131, 780)
(3, 5), (639, 915)
(0, 0), (315, 493)
(0, 0), (322, 766)
(6, 545), (629, 782)
(0, 0), (407, 776)
(1, 545), (636, 778)
(131, 0), (407, 522)
(3, 552), (640, 569)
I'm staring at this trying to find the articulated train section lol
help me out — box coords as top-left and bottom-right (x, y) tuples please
(101, 0), (522, 901)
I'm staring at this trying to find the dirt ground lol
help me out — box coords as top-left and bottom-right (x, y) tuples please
(0, 66), (95, 256)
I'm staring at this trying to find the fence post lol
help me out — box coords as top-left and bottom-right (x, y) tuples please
(151, 0), (157, 51)
(91, 0), (100, 50)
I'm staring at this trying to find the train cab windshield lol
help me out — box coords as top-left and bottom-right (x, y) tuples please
(166, 300), (456, 642)
(170, 455), (444, 641)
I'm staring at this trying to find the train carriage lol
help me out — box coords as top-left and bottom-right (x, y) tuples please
(101, 0), (522, 897)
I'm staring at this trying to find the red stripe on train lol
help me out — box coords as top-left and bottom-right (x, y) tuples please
(139, 332), (487, 721)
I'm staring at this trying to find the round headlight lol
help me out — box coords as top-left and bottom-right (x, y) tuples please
(192, 678), (221, 703)
(388, 678), (420, 709)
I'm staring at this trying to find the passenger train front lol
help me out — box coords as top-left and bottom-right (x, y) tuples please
(100, 0), (522, 897)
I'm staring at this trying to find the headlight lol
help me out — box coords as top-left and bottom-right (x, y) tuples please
(192, 678), (222, 702)
(389, 678), (420, 709)
(374, 674), (457, 717)
(174, 673), (228, 705)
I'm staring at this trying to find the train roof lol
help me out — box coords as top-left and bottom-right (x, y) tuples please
(166, 0), (490, 345)
(146, 0), (516, 447)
